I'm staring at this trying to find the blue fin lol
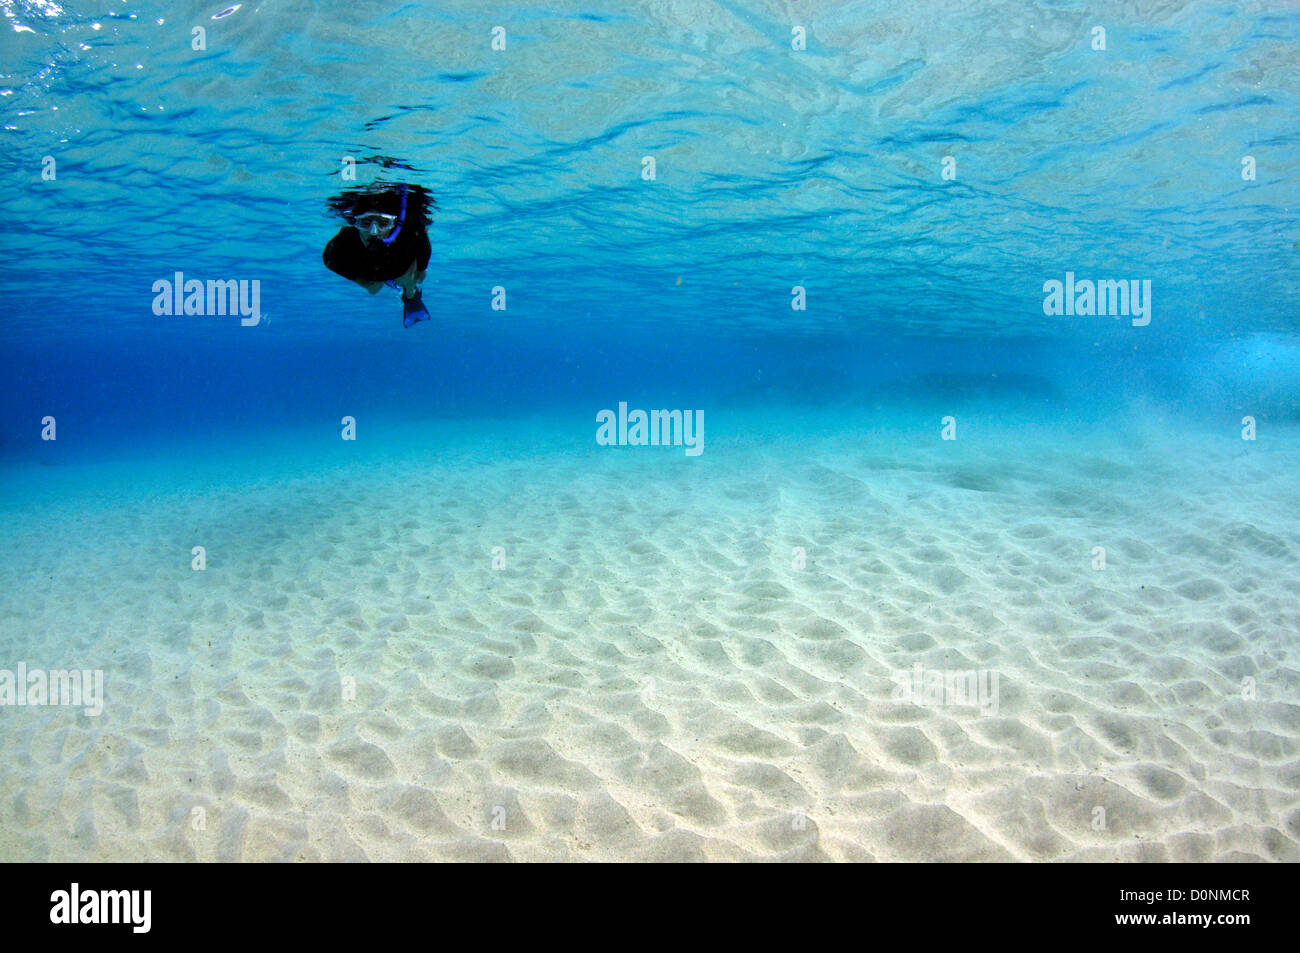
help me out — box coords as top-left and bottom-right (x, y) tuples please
(402, 290), (431, 328)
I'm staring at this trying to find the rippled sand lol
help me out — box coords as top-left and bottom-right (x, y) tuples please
(0, 415), (1297, 861)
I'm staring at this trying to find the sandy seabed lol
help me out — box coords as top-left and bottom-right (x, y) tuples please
(1, 414), (1297, 862)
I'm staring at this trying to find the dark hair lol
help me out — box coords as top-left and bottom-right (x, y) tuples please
(326, 183), (436, 227)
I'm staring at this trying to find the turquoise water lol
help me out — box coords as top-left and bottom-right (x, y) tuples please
(0, 2), (1298, 862)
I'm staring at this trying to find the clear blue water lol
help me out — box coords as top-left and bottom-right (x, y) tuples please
(0, 1), (1298, 862)
(1, 0), (1297, 456)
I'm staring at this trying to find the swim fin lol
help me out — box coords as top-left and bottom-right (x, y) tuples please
(402, 289), (431, 328)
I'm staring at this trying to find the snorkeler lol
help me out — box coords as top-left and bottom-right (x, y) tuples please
(323, 183), (436, 327)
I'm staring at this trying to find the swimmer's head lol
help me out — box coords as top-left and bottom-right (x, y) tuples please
(354, 211), (397, 245)
(327, 182), (437, 247)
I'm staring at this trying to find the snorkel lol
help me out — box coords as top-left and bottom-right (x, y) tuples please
(379, 184), (408, 247)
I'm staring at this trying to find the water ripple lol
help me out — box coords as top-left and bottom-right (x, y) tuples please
(0, 0), (1295, 342)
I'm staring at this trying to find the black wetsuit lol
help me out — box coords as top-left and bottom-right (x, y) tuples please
(323, 220), (431, 284)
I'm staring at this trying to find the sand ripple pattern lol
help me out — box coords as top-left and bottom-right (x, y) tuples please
(0, 424), (1297, 861)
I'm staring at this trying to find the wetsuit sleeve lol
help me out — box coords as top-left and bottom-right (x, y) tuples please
(323, 231), (346, 277)
(323, 229), (367, 282)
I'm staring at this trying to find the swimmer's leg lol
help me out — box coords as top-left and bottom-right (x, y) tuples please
(393, 259), (422, 298)
(394, 259), (430, 327)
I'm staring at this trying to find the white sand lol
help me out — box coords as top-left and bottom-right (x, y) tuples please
(0, 414), (1297, 861)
